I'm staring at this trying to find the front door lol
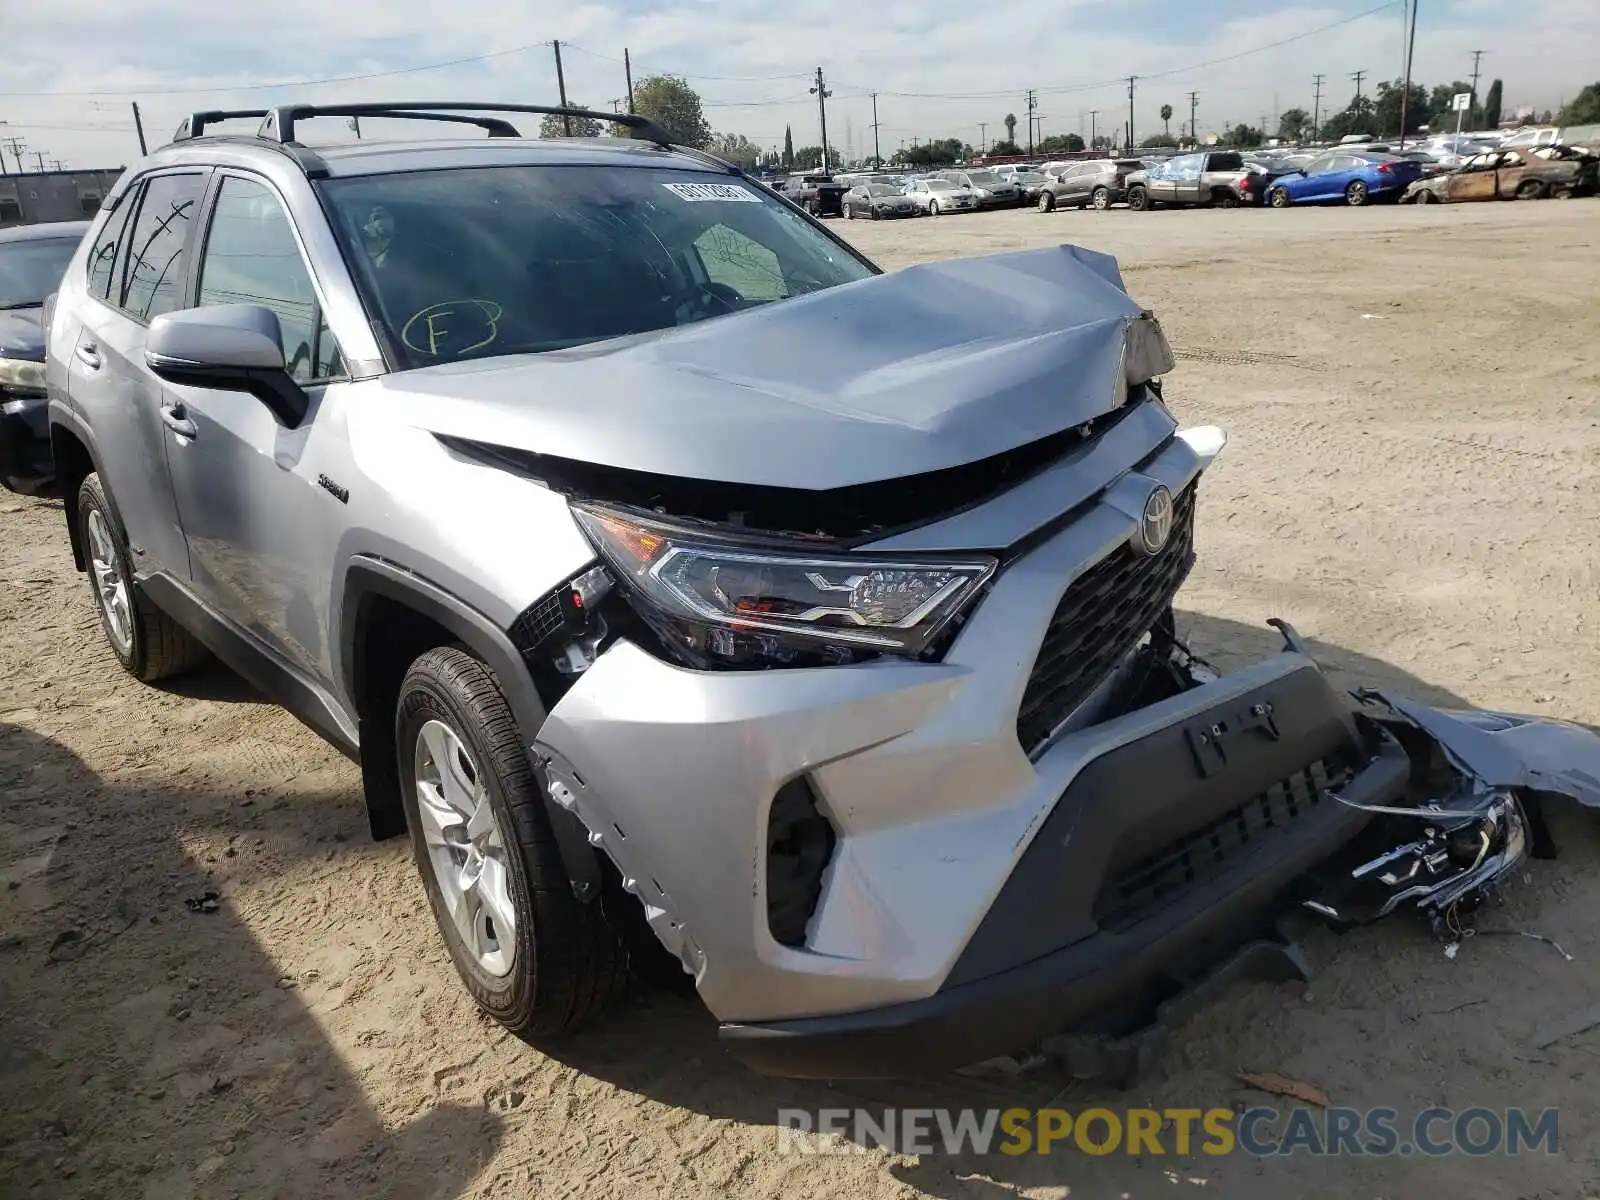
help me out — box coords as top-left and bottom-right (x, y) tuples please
(160, 171), (349, 684)
(1171, 154), (1206, 203)
(1446, 154), (1499, 201)
(67, 170), (210, 581)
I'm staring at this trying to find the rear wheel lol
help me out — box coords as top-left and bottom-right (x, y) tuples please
(1038, 192), (1055, 212)
(1091, 187), (1111, 210)
(844, 203), (854, 219)
(1515, 179), (1545, 200)
(1215, 190), (1240, 209)
(397, 646), (626, 1039)
(1127, 185), (1149, 212)
(1345, 180), (1369, 206)
(78, 473), (205, 682)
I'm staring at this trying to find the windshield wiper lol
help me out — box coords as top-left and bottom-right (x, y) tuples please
(0, 301), (43, 311)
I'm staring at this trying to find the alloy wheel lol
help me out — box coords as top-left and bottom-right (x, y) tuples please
(413, 718), (517, 978)
(86, 508), (133, 656)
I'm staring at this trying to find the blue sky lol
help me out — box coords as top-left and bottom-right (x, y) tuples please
(2, 0), (1595, 168)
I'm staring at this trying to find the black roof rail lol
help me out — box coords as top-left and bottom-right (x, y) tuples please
(172, 109), (272, 142)
(255, 102), (677, 148)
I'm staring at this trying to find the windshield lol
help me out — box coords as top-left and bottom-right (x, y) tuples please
(1013, 172), (1046, 183)
(319, 166), (874, 366)
(926, 179), (958, 191)
(966, 170), (1002, 185)
(867, 185), (901, 196)
(0, 237), (80, 310)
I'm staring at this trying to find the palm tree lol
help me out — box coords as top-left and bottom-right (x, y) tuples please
(1004, 113), (1017, 146)
(1160, 104), (1173, 138)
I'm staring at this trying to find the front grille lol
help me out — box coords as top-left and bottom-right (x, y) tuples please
(509, 593), (565, 658)
(1016, 485), (1196, 754)
(1093, 757), (1354, 932)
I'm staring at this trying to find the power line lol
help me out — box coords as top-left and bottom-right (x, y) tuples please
(0, 40), (553, 98)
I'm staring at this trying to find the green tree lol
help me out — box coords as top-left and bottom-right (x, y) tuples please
(1321, 95), (1377, 141)
(623, 74), (713, 148)
(1373, 79), (1428, 138)
(1427, 81), (1477, 129)
(793, 144), (825, 169)
(1277, 107), (1310, 143)
(539, 109), (603, 138)
(1141, 133), (1177, 148)
(1160, 104), (1173, 138)
(1004, 113), (1017, 145)
(709, 132), (762, 170)
(1483, 79), (1503, 128)
(782, 124), (794, 168)
(1037, 132), (1085, 153)
(987, 139), (1021, 155)
(1560, 83), (1600, 124)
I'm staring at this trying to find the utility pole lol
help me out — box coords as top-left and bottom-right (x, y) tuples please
(49, 159), (63, 171)
(1311, 74), (1325, 141)
(871, 93), (882, 165)
(131, 102), (148, 155)
(809, 67), (832, 171)
(978, 121), (987, 154)
(0, 137), (22, 176)
(1351, 69), (1367, 103)
(1026, 89), (1037, 156)
(1127, 76), (1137, 150)
(1468, 49), (1484, 120)
(32, 151), (46, 173)
(624, 48), (635, 113)
(1188, 91), (1198, 145)
(1398, 0), (1418, 147)
(552, 41), (571, 135)
(1090, 110), (1097, 149)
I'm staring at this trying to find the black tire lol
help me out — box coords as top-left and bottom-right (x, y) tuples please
(1345, 180), (1369, 206)
(1413, 188), (1438, 204)
(77, 472), (205, 682)
(1091, 186), (1111, 210)
(397, 646), (626, 1038)
(1038, 192), (1055, 212)
(1215, 191), (1240, 209)
(1270, 186), (1292, 208)
(1515, 179), (1545, 200)
(844, 203), (854, 219)
(929, 200), (941, 216)
(1127, 186), (1149, 211)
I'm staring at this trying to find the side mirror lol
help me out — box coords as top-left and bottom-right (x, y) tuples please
(146, 305), (308, 428)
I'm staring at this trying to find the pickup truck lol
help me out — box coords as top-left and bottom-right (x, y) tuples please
(1124, 151), (1261, 210)
(775, 173), (846, 217)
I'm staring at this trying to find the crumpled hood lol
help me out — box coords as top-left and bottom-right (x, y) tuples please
(380, 244), (1160, 490)
(0, 308), (44, 360)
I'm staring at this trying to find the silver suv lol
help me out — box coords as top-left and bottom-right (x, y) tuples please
(45, 102), (1566, 1080)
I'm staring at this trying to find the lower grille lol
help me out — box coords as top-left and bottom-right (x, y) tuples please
(509, 593), (565, 658)
(1016, 485), (1196, 754)
(1093, 757), (1354, 932)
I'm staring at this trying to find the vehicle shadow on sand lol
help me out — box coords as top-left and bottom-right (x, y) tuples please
(0, 723), (503, 1198)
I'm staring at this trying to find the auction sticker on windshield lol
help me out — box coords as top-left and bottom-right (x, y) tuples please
(662, 182), (763, 202)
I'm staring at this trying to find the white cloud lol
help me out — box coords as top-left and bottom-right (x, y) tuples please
(1, 0), (1593, 168)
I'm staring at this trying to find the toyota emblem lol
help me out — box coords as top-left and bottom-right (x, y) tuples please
(1138, 485), (1174, 556)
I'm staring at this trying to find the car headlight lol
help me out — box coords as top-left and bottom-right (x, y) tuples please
(572, 503), (996, 667)
(0, 356), (46, 394)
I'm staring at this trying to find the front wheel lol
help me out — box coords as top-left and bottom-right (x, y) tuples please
(929, 201), (941, 216)
(1515, 179), (1545, 200)
(1127, 186), (1149, 212)
(397, 646), (626, 1039)
(844, 203), (854, 219)
(1270, 187), (1292, 208)
(1091, 187), (1111, 210)
(77, 473), (205, 682)
(1414, 188), (1438, 204)
(1345, 180), (1369, 206)
(1038, 192), (1055, 212)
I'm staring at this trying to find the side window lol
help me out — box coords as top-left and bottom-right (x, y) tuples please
(693, 224), (787, 303)
(121, 173), (205, 322)
(198, 175), (343, 383)
(86, 188), (138, 301)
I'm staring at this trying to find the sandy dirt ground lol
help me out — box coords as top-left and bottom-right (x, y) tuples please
(4, 198), (1600, 1199)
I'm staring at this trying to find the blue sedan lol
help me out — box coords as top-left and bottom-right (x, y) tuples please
(1266, 151), (1426, 207)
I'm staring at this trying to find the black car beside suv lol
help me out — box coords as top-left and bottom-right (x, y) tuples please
(0, 220), (91, 494)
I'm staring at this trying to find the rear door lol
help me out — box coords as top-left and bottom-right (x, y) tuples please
(160, 170), (350, 683)
(68, 169), (210, 581)
(1492, 151), (1528, 198)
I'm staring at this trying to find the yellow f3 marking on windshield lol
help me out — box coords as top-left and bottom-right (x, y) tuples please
(402, 300), (504, 357)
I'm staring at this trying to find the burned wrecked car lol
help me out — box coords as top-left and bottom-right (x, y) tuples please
(1403, 145), (1600, 203)
(45, 102), (1600, 1081)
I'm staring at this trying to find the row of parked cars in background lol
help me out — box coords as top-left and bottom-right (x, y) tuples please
(762, 124), (1598, 219)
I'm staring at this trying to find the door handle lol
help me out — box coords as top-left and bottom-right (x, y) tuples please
(160, 404), (198, 439)
(76, 343), (101, 370)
